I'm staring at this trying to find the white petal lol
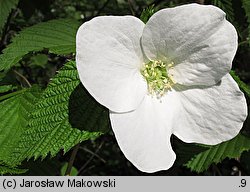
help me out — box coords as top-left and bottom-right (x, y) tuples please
(142, 4), (237, 86)
(76, 16), (147, 113)
(173, 74), (247, 145)
(110, 92), (180, 173)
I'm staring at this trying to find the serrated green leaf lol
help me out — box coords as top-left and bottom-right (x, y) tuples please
(0, 162), (27, 175)
(185, 134), (250, 173)
(230, 70), (250, 97)
(0, 0), (19, 33)
(0, 19), (80, 71)
(8, 61), (110, 166)
(0, 86), (41, 163)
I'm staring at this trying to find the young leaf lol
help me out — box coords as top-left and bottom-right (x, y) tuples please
(0, 86), (41, 163)
(8, 61), (110, 166)
(185, 134), (250, 173)
(0, 19), (80, 71)
(0, 0), (19, 33)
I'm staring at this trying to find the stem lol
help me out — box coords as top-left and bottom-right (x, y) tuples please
(65, 143), (80, 176)
(0, 11), (13, 48)
(64, 143), (80, 176)
(78, 141), (104, 175)
(127, 0), (135, 16)
(0, 89), (26, 102)
(13, 70), (32, 88)
(238, 40), (249, 47)
(236, 157), (242, 176)
(149, 0), (165, 6)
(96, 0), (111, 16)
(80, 147), (106, 163)
(212, 164), (222, 176)
(195, 0), (205, 4)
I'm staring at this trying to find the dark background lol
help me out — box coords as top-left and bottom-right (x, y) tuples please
(1, 0), (250, 176)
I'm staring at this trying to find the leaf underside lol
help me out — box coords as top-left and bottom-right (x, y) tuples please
(7, 61), (110, 166)
(0, 19), (80, 71)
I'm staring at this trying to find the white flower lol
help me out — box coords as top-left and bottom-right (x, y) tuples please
(76, 3), (248, 173)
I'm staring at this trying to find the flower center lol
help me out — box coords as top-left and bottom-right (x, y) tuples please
(141, 60), (175, 97)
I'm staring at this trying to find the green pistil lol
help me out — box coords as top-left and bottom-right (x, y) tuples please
(141, 60), (174, 97)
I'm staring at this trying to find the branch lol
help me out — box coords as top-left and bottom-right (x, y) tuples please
(0, 9), (18, 49)
(0, 10), (13, 49)
(13, 70), (32, 88)
(80, 147), (106, 163)
(96, 0), (111, 16)
(78, 141), (104, 175)
(64, 143), (80, 176)
(127, 0), (136, 16)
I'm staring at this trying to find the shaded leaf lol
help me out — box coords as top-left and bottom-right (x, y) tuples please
(242, 0), (250, 43)
(60, 162), (78, 176)
(30, 54), (48, 68)
(0, 84), (17, 93)
(0, 0), (19, 33)
(0, 19), (80, 71)
(23, 158), (61, 176)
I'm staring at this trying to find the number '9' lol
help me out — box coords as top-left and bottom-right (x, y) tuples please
(241, 179), (246, 187)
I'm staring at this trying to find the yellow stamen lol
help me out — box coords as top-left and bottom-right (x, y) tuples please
(140, 60), (175, 97)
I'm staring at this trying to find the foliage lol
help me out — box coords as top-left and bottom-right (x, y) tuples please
(140, 5), (156, 23)
(0, 87), (41, 164)
(60, 163), (78, 176)
(242, 0), (250, 44)
(0, 19), (80, 71)
(0, 0), (249, 176)
(7, 61), (110, 166)
(0, 163), (27, 175)
(230, 70), (250, 97)
(186, 134), (250, 173)
(0, 84), (17, 93)
(0, 0), (19, 33)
